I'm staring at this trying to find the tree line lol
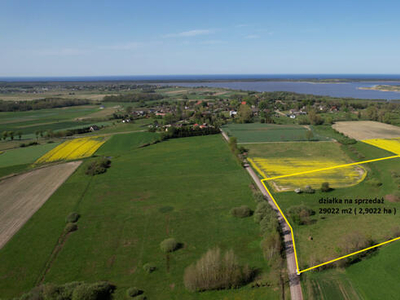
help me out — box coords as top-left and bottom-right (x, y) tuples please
(0, 98), (91, 112)
(103, 92), (164, 102)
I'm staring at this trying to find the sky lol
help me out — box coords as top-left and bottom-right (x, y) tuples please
(1, 0), (400, 76)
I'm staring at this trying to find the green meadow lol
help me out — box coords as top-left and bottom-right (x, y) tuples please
(222, 123), (328, 143)
(0, 134), (283, 299)
(303, 241), (400, 299)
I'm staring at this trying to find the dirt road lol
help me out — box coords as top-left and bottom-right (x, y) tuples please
(220, 132), (303, 300)
(0, 161), (81, 249)
(246, 165), (303, 300)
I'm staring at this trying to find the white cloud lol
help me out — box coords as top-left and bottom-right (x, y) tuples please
(99, 42), (142, 50)
(245, 34), (260, 39)
(235, 24), (250, 28)
(163, 29), (213, 38)
(200, 40), (226, 45)
(36, 48), (89, 56)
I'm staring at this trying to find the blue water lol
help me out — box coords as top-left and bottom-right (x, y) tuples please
(163, 80), (400, 100)
(1, 74), (400, 100)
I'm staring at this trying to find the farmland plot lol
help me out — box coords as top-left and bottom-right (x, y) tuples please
(0, 161), (81, 249)
(333, 121), (400, 140)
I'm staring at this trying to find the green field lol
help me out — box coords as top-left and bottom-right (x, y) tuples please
(222, 123), (329, 143)
(0, 142), (61, 178)
(303, 240), (400, 299)
(0, 134), (284, 299)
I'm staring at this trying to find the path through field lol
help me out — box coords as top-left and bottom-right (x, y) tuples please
(0, 161), (81, 249)
(220, 130), (303, 300)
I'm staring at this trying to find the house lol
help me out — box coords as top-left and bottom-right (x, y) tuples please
(89, 125), (100, 131)
(230, 110), (237, 117)
(289, 114), (296, 119)
(241, 101), (247, 105)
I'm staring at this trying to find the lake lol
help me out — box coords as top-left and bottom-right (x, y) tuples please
(161, 81), (400, 100)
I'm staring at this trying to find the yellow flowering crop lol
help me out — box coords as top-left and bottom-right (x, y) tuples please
(362, 138), (400, 155)
(36, 137), (105, 163)
(249, 157), (366, 192)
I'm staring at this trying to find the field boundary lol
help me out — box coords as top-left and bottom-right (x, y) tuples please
(248, 155), (400, 274)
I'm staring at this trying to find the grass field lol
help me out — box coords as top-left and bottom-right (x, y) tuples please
(222, 123), (329, 143)
(0, 142), (61, 178)
(0, 143), (60, 168)
(0, 134), (284, 299)
(96, 132), (160, 155)
(303, 240), (400, 299)
(247, 142), (365, 191)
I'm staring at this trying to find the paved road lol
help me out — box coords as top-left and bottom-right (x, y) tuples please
(220, 131), (303, 300)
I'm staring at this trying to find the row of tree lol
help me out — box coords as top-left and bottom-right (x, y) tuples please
(103, 92), (164, 102)
(0, 98), (90, 112)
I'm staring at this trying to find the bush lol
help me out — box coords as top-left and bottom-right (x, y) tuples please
(321, 182), (331, 192)
(126, 287), (143, 297)
(230, 205), (252, 218)
(160, 238), (179, 253)
(303, 185), (315, 194)
(260, 230), (282, 260)
(71, 281), (114, 300)
(253, 202), (274, 224)
(184, 248), (252, 292)
(252, 191), (265, 203)
(143, 263), (156, 274)
(366, 178), (382, 187)
(259, 215), (279, 235)
(287, 205), (315, 225)
(12, 281), (114, 300)
(64, 223), (78, 233)
(86, 158), (111, 176)
(66, 212), (80, 223)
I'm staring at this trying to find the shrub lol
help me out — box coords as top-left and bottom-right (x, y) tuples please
(287, 205), (315, 225)
(126, 287), (143, 297)
(143, 263), (156, 274)
(64, 223), (78, 233)
(366, 178), (382, 187)
(13, 281), (114, 300)
(86, 158), (111, 176)
(252, 191), (265, 203)
(184, 248), (252, 292)
(230, 205), (252, 218)
(303, 185), (315, 194)
(321, 182), (331, 192)
(259, 215), (279, 235)
(160, 238), (179, 253)
(253, 202), (274, 224)
(71, 281), (114, 300)
(66, 212), (80, 223)
(260, 230), (282, 260)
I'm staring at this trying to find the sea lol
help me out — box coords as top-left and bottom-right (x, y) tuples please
(1, 74), (400, 100)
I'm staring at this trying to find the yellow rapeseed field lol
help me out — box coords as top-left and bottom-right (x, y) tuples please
(249, 157), (366, 192)
(362, 138), (400, 155)
(36, 137), (105, 163)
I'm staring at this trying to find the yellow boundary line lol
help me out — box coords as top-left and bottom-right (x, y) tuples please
(249, 155), (400, 275)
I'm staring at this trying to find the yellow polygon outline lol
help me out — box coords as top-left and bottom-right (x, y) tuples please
(248, 155), (400, 275)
